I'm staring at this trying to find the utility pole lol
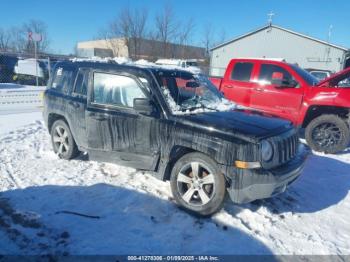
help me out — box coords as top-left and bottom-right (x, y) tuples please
(28, 32), (42, 87)
(34, 40), (38, 86)
(325, 25), (333, 64)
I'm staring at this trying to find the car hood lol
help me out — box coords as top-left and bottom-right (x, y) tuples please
(176, 109), (293, 143)
(317, 67), (350, 87)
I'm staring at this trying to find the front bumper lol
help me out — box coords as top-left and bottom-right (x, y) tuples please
(226, 144), (309, 204)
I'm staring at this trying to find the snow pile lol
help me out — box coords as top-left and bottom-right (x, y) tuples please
(134, 59), (155, 66)
(152, 64), (202, 75)
(134, 58), (202, 74)
(71, 56), (132, 65)
(71, 56), (113, 63)
(113, 57), (132, 65)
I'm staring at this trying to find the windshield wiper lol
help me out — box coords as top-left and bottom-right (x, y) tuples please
(203, 106), (220, 112)
(181, 104), (220, 113)
(181, 105), (204, 112)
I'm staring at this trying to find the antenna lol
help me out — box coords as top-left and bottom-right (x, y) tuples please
(328, 25), (333, 43)
(324, 25), (333, 64)
(267, 11), (275, 26)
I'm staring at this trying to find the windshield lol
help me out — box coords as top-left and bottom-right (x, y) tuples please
(290, 64), (319, 86)
(155, 71), (235, 114)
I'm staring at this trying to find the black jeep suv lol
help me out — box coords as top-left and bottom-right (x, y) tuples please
(43, 60), (308, 216)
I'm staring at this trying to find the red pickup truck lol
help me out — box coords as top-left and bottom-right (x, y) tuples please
(210, 58), (350, 153)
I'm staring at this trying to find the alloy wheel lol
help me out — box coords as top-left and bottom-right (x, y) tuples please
(312, 123), (342, 148)
(52, 125), (70, 155)
(176, 162), (215, 206)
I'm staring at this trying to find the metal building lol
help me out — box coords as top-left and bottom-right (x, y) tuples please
(210, 25), (350, 77)
(77, 37), (205, 60)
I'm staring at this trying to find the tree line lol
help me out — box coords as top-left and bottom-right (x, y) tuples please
(0, 19), (50, 54)
(98, 4), (227, 60)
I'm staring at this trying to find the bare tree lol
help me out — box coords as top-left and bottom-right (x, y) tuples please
(8, 26), (26, 52)
(0, 27), (11, 51)
(21, 19), (50, 53)
(129, 7), (148, 59)
(154, 3), (178, 58)
(97, 27), (125, 57)
(202, 23), (227, 57)
(146, 30), (160, 60)
(202, 23), (214, 57)
(101, 7), (148, 59)
(176, 18), (195, 58)
(217, 28), (227, 46)
(0, 20), (50, 54)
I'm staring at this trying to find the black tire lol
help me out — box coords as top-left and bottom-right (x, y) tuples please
(170, 152), (226, 216)
(305, 114), (350, 154)
(51, 120), (80, 160)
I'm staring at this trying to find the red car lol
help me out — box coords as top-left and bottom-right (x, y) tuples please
(210, 58), (350, 153)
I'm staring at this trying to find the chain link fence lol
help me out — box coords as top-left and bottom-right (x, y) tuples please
(0, 52), (52, 87)
(0, 51), (72, 112)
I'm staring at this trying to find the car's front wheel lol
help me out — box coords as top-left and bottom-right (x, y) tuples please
(51, 120), (79, 160)
(305, 114), (350, 154)
(170, 152), (226, 216)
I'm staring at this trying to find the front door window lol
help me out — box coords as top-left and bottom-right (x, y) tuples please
(92, 73), (146, 108)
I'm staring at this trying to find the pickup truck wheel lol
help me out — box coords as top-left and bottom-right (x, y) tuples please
(51, 120), (79, 160)
(305, 115), (350, 154)
(170, 152), (226, 216)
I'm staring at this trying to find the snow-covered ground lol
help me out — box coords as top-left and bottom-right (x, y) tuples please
(0, 111), (349, 256)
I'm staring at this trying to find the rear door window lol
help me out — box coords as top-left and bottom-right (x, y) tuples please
(74, 69), (89, 97)
(52, 66), (74, 93)
(231, 62), (254, 82)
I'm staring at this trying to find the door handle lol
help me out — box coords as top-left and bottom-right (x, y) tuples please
(254, 87), (264, 92)
(92, 116), (108, 121)
(68, 101), (80, 108)
(88, 112), (107, 121)
(225, 85), (234, 88)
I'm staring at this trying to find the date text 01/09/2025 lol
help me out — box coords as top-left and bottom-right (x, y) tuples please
(127, 256), (219, 261)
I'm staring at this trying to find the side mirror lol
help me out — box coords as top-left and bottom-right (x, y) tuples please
(133, 98), (155, 115)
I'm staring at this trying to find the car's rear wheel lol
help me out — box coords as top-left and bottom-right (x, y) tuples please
(305, 114), (350, 153)
(51, 120), (79, 160)
(170, 152), (226, 216)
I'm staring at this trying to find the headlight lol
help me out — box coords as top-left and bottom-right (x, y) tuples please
(261, 140), (273, 162)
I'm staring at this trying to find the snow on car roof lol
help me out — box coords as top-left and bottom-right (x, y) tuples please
(70, 57), (202, 74)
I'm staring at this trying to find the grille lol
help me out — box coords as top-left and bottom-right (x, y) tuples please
(276, 132), (299, 164)
(263, 129), (299, 169)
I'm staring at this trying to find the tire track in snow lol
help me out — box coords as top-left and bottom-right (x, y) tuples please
(0, 197), (70, 255)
